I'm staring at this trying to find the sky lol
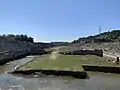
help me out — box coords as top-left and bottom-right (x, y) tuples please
(0, 0), (120, 42)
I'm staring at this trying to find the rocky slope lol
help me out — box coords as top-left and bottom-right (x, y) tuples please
(60, 30), (120, 57)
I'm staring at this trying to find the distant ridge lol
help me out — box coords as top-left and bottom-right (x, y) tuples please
(72, 30), (120, 43)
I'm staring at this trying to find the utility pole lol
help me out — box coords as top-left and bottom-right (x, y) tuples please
(99, 26), (102, 34)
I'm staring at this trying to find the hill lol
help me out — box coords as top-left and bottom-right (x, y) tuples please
(0, 34), (63, 52)
(50, 42), (69, 46)
(72, 30), (120, 43)
(0, 34), (55, 65)
(59, 30), (120, 56)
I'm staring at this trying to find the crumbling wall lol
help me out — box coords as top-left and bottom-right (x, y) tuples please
(60, 49), (103, 57)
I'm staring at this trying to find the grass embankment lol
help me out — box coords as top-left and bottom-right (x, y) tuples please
(20, 54), (114, 72)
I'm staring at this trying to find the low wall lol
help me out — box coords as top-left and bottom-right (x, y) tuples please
(11, 69), (88, 79)
(60, 49), (103, 57)
(82, 65), (120, 74)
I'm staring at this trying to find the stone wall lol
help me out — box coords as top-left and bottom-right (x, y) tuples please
(82, 65), (120, 74)
(60, 49), (103, 57)
(11, 69), (88, 79)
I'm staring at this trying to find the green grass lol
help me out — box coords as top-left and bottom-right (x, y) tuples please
(20, 54), (114, 71)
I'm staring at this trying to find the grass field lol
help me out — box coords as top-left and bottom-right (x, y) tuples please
(20, 54), (114, 71)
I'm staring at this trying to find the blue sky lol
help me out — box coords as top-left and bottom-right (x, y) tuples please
(0, 0), (120, 42)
